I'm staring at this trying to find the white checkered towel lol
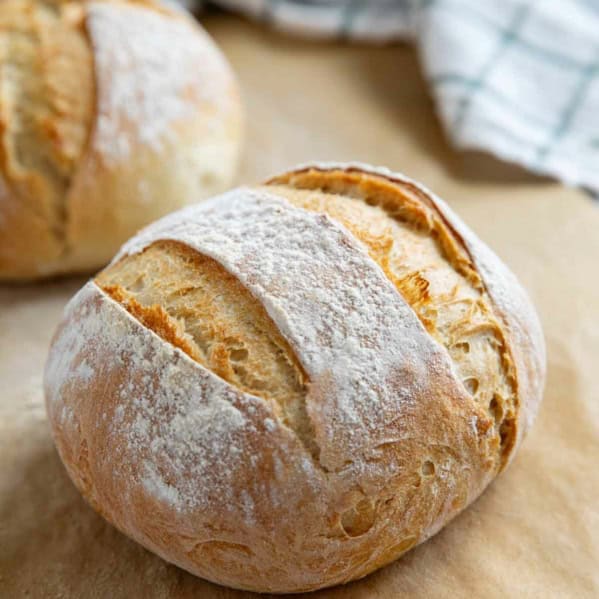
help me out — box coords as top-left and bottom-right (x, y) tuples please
(192, 0), (599, 193)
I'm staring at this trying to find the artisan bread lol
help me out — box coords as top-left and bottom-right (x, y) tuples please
(44, 163), (546, 593)
(0, 0), (242, 281)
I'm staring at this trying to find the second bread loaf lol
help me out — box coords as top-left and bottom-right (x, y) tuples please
(0, 0), (242, 280)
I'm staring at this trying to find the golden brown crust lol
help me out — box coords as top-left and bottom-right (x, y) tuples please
(264, 178), (517, 469)
(0, 0), (94, 207)
(101, 283), (202, 362)
(269, 164), (544, 461)
(97, 240), (316, 459)
(45, 165), (545, 593)
(0, 0), (242, 281)
(0, 0), (94, 276)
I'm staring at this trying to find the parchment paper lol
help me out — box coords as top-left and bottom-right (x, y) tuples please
(1, 14), (598, 599)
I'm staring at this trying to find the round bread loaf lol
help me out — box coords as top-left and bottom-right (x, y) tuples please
(0, 0), (242, 281)
(45, 163), (546, 593)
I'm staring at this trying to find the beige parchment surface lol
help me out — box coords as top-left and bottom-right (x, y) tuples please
(1, 14), (598, 599)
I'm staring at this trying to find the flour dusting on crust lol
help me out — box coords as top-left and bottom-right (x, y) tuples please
(280, 162), (546, 447)
(117, 189), (480, 483)
(43, 165), (545, 592)
(86, 2), (234, 165)
(45, 283), (327, 517)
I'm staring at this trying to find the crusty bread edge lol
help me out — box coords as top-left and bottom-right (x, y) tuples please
(268, 162), (546, 465)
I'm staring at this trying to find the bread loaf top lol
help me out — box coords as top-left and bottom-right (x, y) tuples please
(272, 163), (546, 445)
(0, 0), (94, 257)
(0, 0), (242, 279)
(45, 164), (545, 593)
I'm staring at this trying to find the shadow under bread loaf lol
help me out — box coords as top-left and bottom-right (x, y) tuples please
(46, 164), (545, 593)
(0, 0), (242, 281)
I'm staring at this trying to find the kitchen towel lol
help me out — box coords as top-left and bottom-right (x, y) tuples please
(196, 0), (599, 193)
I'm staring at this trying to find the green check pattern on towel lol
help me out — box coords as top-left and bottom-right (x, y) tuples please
(192, 0), (599, 193)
